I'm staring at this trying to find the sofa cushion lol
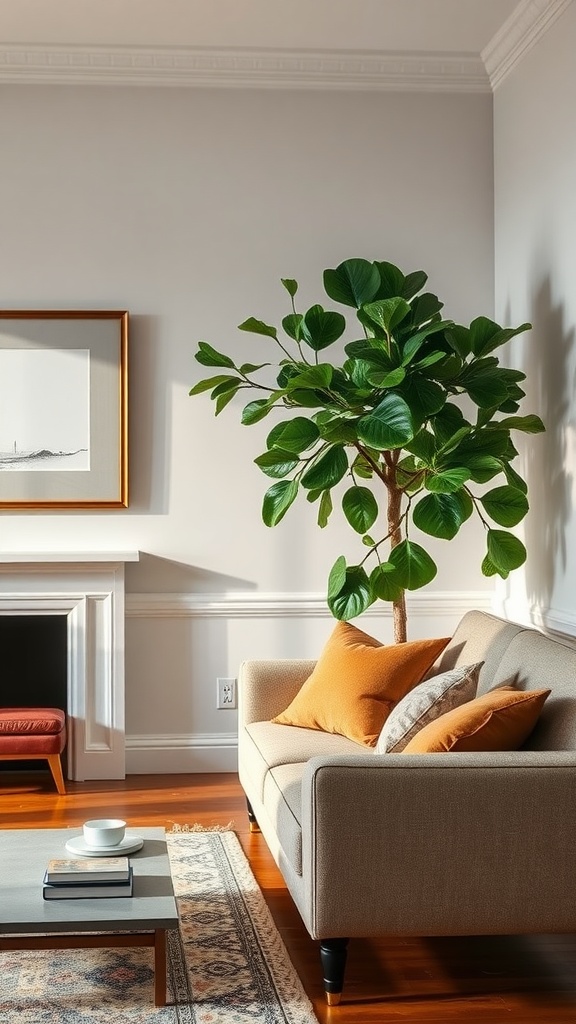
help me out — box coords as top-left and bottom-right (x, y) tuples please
(272, 621), (449, 746)
(375, 663), (481, 753)
(402, 685), (551, 753)
(243, 720), (367, 802)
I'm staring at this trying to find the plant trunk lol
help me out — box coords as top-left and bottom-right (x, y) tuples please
(387, 484), (407, 644)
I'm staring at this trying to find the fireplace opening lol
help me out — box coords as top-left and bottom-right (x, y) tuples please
(0, 614), (67, 774)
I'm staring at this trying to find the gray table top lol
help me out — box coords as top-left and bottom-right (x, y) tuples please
(0, 827), (178, 933)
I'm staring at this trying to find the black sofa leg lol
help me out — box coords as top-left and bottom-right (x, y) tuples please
(320, 938), (349, 1005)
(246, 798), (261, 833)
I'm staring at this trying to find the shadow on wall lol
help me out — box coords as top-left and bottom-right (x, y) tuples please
(521, 276), (574, 616)
(125, 551), (255, 593)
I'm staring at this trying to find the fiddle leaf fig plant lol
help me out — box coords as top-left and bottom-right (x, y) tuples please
(190, 258), (544, 643)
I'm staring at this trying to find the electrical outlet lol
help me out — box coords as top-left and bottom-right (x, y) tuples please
(216, 677), (237, 709)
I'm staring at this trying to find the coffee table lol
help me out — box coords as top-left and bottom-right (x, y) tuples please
(0, 826), (179, 1006)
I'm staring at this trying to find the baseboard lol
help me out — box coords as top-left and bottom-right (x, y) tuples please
(125, 732), (238, 773)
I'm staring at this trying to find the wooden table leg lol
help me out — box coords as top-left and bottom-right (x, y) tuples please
(154, 929), (167, 1006)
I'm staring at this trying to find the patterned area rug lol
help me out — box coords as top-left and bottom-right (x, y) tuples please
(0, 829), (318, 1024)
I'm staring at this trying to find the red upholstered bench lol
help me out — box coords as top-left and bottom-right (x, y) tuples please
(0, 707), (66, 795)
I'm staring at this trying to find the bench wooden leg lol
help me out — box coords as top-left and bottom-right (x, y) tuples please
(47, 753), (66, 795)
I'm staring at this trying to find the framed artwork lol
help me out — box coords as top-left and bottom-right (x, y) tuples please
(0, 310), (128, 509)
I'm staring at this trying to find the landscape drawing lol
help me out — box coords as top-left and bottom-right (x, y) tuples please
(0, 348), (90, 471)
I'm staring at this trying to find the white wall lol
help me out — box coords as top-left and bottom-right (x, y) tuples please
(493, 2), (576, 637)
(0, 84), (496, 770)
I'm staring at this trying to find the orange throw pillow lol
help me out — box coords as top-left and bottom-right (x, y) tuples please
(402, 685), (550, 753)
(272, 621), (449, 747)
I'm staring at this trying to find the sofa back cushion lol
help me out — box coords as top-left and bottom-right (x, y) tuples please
(490, 631), (576, 750)
(425, 610), (527, 694)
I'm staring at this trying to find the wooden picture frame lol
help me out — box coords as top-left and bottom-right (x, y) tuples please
(0, 310), (128, 508)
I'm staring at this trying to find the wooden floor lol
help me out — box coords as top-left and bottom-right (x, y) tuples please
(1, 769), (576, 1023)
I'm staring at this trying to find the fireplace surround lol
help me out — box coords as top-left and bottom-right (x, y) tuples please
(0, 552), (138, 780)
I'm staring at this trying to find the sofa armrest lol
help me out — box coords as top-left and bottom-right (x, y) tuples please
(238, 659), (316, 725)
(300, 750), (576, 938)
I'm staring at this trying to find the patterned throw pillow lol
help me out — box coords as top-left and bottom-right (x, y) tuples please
(375, 663), (482, 754)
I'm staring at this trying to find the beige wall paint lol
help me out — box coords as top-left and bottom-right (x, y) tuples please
(494, 1), (576, 637)
(0, 84), (496, 767)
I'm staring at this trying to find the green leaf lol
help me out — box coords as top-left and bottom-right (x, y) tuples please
(466, 454), (502, 484)
(481, 554), (503, 578)
(323, 259), (380, 309)
(318, 489), (333, 528)
(362, 297), (411, 335)
(266, 417), (320, 453)
(288, 364), (333, 390)
(503, 462), (528, 494)
(195, 342), (236, 369)
(238, 317), (278, 340)
(282, 313), (304, 341)
(370, 562), (405, 602)
(215, 388), (238, 415)
(426, 468), (470, 493)
(239, 362), (269, 374)
(211, 377), (242, 414)
(402, 270), (428, 301)
(409, 292), (444, 330)
(412, 492), (468, 540)
(405, 429), (436, 464)
(281, 278), (298, 298)
(469, 317), (531, 357)
(327, 555), (347, 599)
(210, 377), (242, 398)
(300, 305), (346, 351)
(189, 374), (237, 396)
(301, 446), (348, 490)
(357, 393), (414, 450)
(342, 486), (379, 534)
(480, 485), (529, 527)
(389, 540), (437, 591)
(486, 529), (527, 573)
(327, 564), (373, 620)
(373, 261), (405, 299)
(365, 366), (406, 388)
(254, 449), (299, 478)
(460, 361), (510, 408)
(399, 375), (445, 426)
(495, 414), (545, 434)
(242, 399), (275, 425)
(262, 479), (299, 526)
(445, 325), (472, 359)
(260, 479), (295, 528)
(401, 321), (452, 365)
(317, 416), (360, 444)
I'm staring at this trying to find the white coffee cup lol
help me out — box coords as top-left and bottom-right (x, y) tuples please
(83, 818), (126, 848)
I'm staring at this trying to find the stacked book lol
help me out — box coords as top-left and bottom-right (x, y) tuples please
(42, 856), (133, 900)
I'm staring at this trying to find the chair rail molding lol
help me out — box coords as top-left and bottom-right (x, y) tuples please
(126, 589), (495, 620)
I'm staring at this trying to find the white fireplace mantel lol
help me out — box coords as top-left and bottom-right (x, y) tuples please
(0, 551), (139, 781)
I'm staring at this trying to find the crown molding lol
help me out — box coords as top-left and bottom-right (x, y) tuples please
(482, 0), (573, 90)
(0, 43), (490, 92)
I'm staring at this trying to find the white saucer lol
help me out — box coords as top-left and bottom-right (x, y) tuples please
(65, 834), (144, 857)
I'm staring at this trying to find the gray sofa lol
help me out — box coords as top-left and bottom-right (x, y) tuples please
(238, 610), (576, 1003)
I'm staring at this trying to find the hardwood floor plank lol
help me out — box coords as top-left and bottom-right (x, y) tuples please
(1, 768), (576, 1023)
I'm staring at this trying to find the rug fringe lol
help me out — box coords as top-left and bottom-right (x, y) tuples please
(168, 821), (235, 833)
